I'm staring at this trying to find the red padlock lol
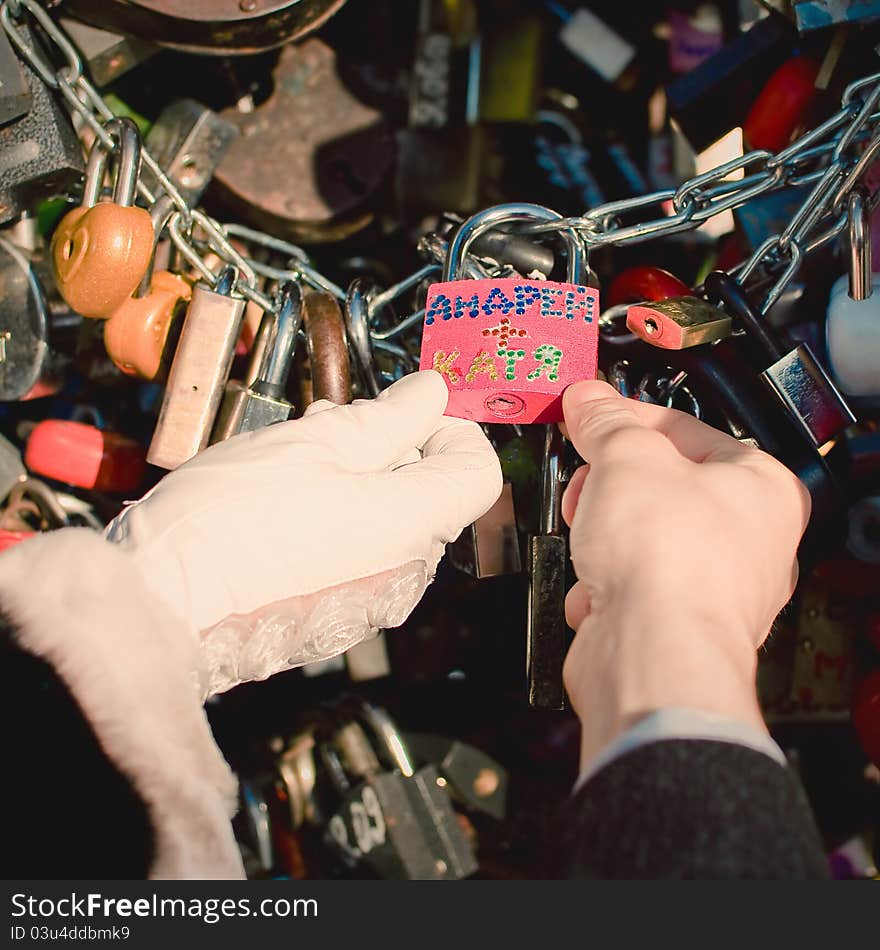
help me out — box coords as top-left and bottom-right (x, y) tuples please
(0, 530), (34, 554)
(419, 204), (599, 424)
(852, 669), (880, 767)
(606, 266), (689, 307)
(25, 420), (146, 494)
(743, 56), (820, 154)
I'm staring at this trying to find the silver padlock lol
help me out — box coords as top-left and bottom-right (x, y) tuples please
(706, 271), (855, 447)
(148, 266), (246, 469)
(447, 479), (521, 578)
(0, 236), (67, 402)
(211, 281), (302, 441)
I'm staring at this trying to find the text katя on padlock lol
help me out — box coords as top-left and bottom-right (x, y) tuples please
(419, 277), (599, 423)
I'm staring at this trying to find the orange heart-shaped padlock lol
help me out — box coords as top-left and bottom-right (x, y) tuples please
(104, 271), (192, 379)
(51, 117), (154, 319)
(52, 204), (154, 319)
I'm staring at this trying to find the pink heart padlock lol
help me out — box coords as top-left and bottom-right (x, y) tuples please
(419, 204), (599, 424)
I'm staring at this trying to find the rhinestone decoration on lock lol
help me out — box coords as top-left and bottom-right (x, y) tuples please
(419, 277), (600, 423)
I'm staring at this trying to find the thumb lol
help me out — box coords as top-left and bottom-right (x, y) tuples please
(562, 380), (660, 464)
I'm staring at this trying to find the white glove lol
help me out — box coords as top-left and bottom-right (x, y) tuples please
(106, 370), (502, 697)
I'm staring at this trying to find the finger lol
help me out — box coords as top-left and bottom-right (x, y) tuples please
(303, 399), (338, 417)
(565, 580), (591, 630)
(562, 380), (665, 464)
(252, 370), (449, 472)
(562, 463), (590, 527)
(384, 417), (503, 543)
(620, 398), (751, 464)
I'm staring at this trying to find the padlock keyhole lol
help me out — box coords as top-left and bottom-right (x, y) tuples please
(643, 317), (659, 335)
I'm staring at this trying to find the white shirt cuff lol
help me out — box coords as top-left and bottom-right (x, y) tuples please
(574, 708), (787, 793)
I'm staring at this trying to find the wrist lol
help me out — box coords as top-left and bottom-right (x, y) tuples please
(564, 592), (767, 773)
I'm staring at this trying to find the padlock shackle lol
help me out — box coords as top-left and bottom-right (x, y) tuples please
(848, 189), (872, 302)
(135, 193), (177, 298)
(344, 278), (381, 397)
(540, 424), (564, 536)
(81, 117), (143, 210)
(214, 265), (238, 297)
(81, 140), (109, 209)
(105, 117), (142, 208)
(256, 280), (303, 398)
(442, 202), (586, 284)
(704, 271), (785, 362)
(351, 700), (415, 778)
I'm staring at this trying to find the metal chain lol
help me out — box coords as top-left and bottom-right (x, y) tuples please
(4, 0), (880, 332)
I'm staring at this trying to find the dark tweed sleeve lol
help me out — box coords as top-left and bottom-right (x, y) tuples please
(554, 739), (829, 879)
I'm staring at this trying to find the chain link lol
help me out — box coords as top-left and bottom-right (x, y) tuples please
(3, 0), (880, 334)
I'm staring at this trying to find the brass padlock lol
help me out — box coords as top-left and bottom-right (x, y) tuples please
(626, 296), (733, 349)
(50, 117), (154, 319)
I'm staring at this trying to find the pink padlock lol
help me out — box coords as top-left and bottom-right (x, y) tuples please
(419, 204), (599, 424)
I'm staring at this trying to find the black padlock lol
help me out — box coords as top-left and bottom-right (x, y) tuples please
(323, 704), (478, 880)
(0, 21), (84, 226)
(705, 271), (855, 448)
(527, 425), (569, 710)
(0, 24), (31, 126)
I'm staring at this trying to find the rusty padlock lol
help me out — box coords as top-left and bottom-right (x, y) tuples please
(103, 197), (192, 380)
(418, 203), (599, 424)
(50, 117), (154, 319)
(300, 291), (353, 408)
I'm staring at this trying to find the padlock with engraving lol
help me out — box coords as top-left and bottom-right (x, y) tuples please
(826, 189), (880, 398)
(148, 267), (246, 469)
(299, 291), (352, 408)
(706, 271), (855, 447)
(102, 197), (193, 380)
(326, 703), (478, 880)
(627, 296), (733, 349)
(211, 281), (301, 441)
(527, 425), (568, 710)
(398, 0), (484, 219)
(50, 117), (154, 319)
(419, 202), (599, 424)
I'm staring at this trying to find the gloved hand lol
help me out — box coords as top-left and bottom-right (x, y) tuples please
(560, 380), (811, 772)
(106, 370), (502, 696)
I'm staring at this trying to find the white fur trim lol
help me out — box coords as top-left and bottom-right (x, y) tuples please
(0, 529), (244, 879)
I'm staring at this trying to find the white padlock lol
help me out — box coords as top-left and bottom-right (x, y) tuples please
(826, 189), (880, 397)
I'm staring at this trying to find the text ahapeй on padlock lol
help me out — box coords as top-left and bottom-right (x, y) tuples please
(418, 203), (599, 424)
